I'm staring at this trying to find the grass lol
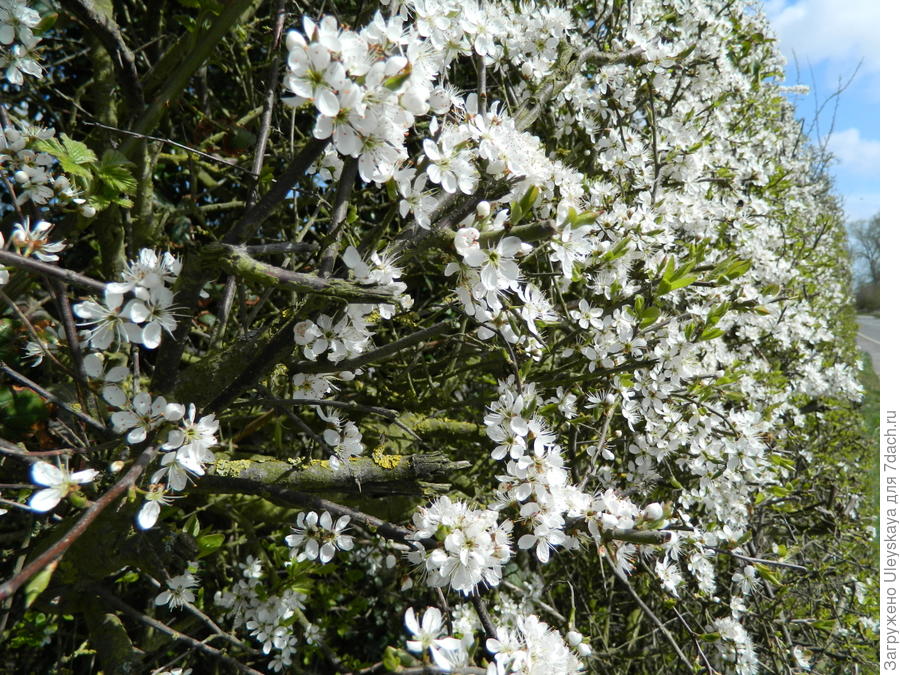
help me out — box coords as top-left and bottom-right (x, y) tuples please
(858, 352), (880, 522)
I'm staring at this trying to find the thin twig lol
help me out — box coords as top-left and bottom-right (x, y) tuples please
(48, 279), (90, 405)
(58, 0), (144, 106)
(476, 55), (488, 118)
(0, 361), (107, 433)
(500, 580), (565, 623)
(247, 0), (288, 192)
(0, 290), (69, 373)
(85, 121), (254, 174)
(708, 547), (808, 572)
(0, 250), (107, 293)
(319, 156), (359, 277)
(257, 386), (330, 453)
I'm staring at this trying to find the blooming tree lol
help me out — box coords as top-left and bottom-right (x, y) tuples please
(0, 0), (877, 672)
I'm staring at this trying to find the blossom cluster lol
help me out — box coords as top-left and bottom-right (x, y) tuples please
(74, 249), (181, 351)
(215, 556), (306, 672)
(402, 605), (584, 674)
(407, 495), (513, 595)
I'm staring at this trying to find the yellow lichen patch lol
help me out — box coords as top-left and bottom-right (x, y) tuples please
(213, 458), (254, 477)
(372, 448), (403, 469)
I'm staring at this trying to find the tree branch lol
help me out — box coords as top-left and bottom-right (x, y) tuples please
(199, 243), (395, 303)
(94, 586), (264, 675)
(204, 452), (469, 497)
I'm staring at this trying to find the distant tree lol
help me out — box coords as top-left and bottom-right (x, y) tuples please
(848, 213), (880, 285)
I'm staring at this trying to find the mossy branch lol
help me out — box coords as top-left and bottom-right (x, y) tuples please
(199, 243), (396, 303)
(205, 451), (470, 497)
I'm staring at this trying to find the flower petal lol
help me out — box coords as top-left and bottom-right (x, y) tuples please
(29, 487), (61, 512)
(31, 461), (62, 487)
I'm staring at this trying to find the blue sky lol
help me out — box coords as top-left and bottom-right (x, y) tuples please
(763, 0), (880, 223)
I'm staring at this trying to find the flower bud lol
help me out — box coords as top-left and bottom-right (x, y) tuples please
(80, 204), (97, 218)
(643, 502), (664, 521)
(476, 201), (491, 218)
(13, 170), (29, 184)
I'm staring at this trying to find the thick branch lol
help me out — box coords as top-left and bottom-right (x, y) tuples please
(200, 243), (395, 303)
(204, 452), (470, 497)
(123, 0), (258, 154)
(152, 136), (330, 395)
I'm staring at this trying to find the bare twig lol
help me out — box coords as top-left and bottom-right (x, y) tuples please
(48, 279), (90, 405)
(58, 0), (144, 106)
(247, 0), (288, 192)
(84, 121), (254, 174)
(0, 361), (107, 433)
(0, 250), (107, 293)
(319, 156), (359, 277)
(708, 547), (808, 572)
(470, 595), (498, 641)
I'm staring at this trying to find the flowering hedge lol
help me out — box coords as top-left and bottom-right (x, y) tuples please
(0, 0), (877, 673)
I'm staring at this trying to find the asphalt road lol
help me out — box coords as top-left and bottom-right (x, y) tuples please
(857, 314), (880, 374)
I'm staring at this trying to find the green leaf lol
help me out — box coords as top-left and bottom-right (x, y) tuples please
(25, 561), (58, 609)
(520, 184), (540, 214)
(62, 134), (97, 165)
(183, 514), (201, 537)
(707, 302), (730, 327)
(667, 273), (697, 292)
(639, 306), (660, 329)
(698, 327), (724, 341)
(0, 386), (50, 437)
(196, 533), (225, 558)
(33, 135), (97, 179)
(97, 150), (137, 195)
(509, 201), (524, 225)
(383, 65), (413, 91)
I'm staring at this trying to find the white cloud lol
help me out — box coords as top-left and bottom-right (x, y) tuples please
(827, 128), (880, 176)
(764, 0), (879, 74)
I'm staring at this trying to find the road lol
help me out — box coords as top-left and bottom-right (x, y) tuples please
(857, 314), (879, 374)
